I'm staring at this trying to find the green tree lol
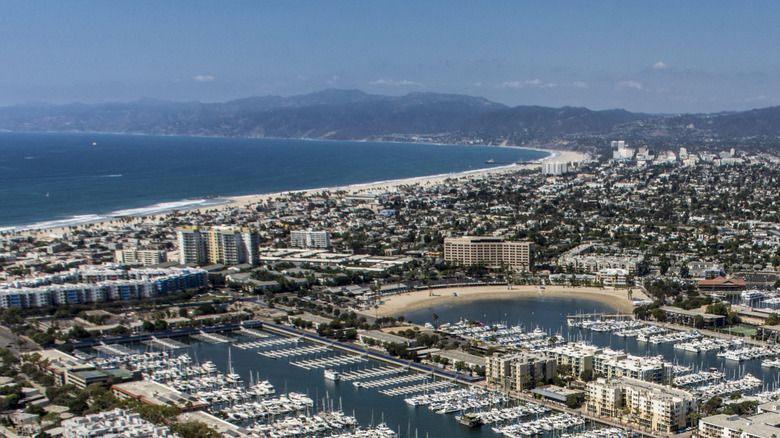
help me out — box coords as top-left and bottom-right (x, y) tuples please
(172, 421), (220, 438)
(766, 313), (779, 326)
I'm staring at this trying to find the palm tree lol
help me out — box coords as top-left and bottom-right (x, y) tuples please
(432, 313), (440, 329)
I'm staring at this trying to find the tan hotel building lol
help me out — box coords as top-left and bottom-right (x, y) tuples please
(444, 237), (534, 271)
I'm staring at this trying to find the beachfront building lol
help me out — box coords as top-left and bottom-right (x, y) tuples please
(177, 226), (259, 265)
(586, 377), (696, 433)
(443, 237), (534, 271)
(486, 352), (556, 391)
(290, 229), (331, 249)
(596, 268), (628, 288)
(62, 408), (173, 438)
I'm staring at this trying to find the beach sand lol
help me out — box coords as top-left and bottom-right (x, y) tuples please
(370, 284), (649, 318)
(12, 148), (587, 239)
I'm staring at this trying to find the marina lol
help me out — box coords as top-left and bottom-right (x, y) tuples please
(68, 295), (780, 438)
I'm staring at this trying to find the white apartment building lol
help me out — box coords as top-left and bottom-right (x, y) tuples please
(290, 230), (331, 249)
(586, 377), (696, 433)
(596, 268), (628, 288)
(592, 348), (670, 383)
(114, 248), (167, 266)
(542, 161), (569, 176)
(547, 343), (601, 378)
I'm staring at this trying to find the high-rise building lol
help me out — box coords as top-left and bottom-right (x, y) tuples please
(443, 237), (534, 271)
(177, 226), (259, 265)
(290, 230), (331, 249)
(542, 161), (569, 175)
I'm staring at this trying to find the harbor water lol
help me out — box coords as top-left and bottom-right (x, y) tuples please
(83, 296), (780, 437)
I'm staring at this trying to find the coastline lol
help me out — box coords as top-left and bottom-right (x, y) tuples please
(6, 147), (586, 238)
(369, 285), (649, 318)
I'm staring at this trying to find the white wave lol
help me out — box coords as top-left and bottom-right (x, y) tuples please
(101, 174), (122, 178)
(23, 214), (107, 231)
(109, 198), (228, 217)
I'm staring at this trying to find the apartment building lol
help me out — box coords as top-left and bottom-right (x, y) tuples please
(443, 237), (534, 271)
(486, 352), (556, 391)
(586, 377), (696, 433)
(290, 230), (331, 249)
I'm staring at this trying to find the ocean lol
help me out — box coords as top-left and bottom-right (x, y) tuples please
(0, 132), (549, 232)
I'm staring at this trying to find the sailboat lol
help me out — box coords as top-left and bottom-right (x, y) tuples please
(225, 347), (242, 385)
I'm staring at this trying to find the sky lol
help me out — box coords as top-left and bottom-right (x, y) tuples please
(2, 1), (780, 113)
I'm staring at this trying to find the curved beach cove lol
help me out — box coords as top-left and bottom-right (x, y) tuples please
(372, 285), (650, 318)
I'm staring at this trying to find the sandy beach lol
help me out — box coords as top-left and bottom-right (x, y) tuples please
(371, 284), (648, 318)
(11, 148), (587, 239)
(215, 148), (587, 211)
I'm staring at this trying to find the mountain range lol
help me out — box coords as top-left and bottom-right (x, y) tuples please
(2, 89), (780, 151)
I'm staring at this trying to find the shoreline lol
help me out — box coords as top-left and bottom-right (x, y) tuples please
(369, 285), (648, 318)
(4, 146), (586, 238)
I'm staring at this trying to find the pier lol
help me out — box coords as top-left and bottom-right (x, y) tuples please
(234, 337), (301, 350)
(291, 354), (369, 369)
(239, 327), (270, 339)
(191, 330), (232, 344)
(340, 366), (400, 381)
(258, 345), (328, 359)
(142, 336), (187, 351)
(93, 342), (135, 356)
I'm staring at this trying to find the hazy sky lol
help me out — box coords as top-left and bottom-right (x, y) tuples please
(3, 1), (779, 113)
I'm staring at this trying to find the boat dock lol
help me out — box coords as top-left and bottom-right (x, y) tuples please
(258, 345), (328, 359)
(340, 366), (399, 381)
(239, 327), (271, 339)
(191, 330), (232, 344)
(380, 380), (454, 396)
(357, 373), (426, 389)
(234, 337), (300, 350)
(142, 336), (187, 351)
(291, 354), (369, 370)
(93, 343), (135, 356)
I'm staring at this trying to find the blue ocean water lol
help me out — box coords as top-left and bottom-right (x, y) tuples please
(0, 132), (548, 231)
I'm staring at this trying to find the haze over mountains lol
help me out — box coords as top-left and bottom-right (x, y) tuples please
(2, 89), (780, 151)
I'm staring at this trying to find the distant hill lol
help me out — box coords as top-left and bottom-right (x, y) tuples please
(2, 89), (780, 151)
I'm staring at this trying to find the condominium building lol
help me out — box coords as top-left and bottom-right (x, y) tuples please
(114, 248), (167, 266)
(592, 348), (670, 383)
(443, 237), (534, 271)
(486, 352), (556, 391)
(547, 343), (601, 378)
(586, 377), (696, 433)
(290, 230), (331, 249)
(558, 254), (642, 275)
(177, 226), (259, 265)
(596, 268), (628, 288)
